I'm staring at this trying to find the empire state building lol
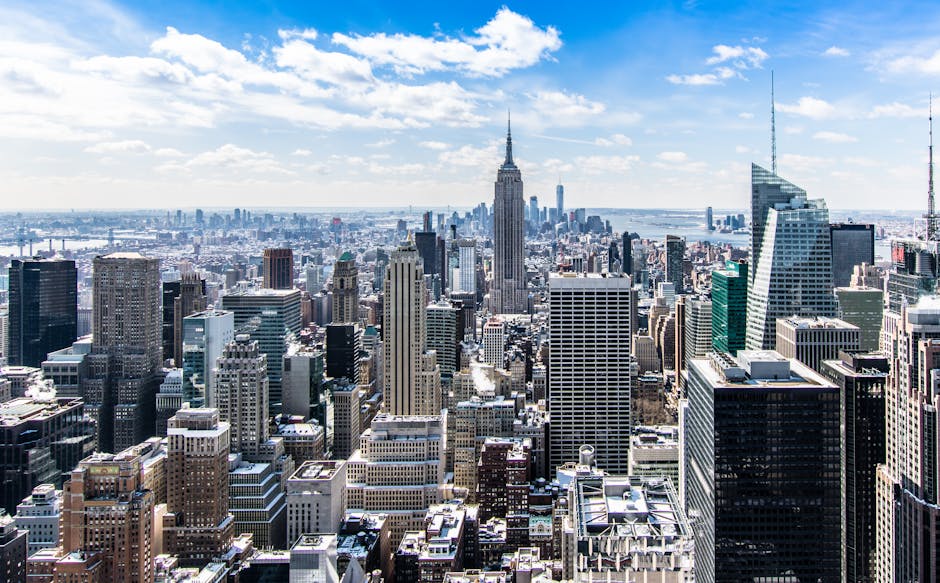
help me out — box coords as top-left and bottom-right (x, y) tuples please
(490, 118), (528, 314)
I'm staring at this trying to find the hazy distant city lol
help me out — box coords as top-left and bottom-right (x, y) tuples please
(3, 1), (940, 583)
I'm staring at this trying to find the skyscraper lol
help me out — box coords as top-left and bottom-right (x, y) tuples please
(746, 191), (837, 350)
(383, 242), (439, 416)
(528, 195), (539, 227)
(263, 247), (294, 290)
(163, 407), (234, 566)
(88, 252), (162, 452)
(664, 235), (685, 291)
(875, 298), (940, 581)
(555, 182), (564, 222)
(332, 252), (359, 324)
(221, 288), (302, 412)
(830, 222), (875, 288)
(548, 273), (635, 474)
(8, 257), (77, 368)
(162, 272), (207, 366)
(820, 351), (887, 583)
(711, 260), (747, 355)
(750, 163), (807, 282)
(621, 232), (633, 278)
(214, 335), (268, 459)
(426, 300), (459, 382)
(491, 118), (528, 314)
(686, 351), (840, 582)
(182, 309), (234, 408)
(457, 239), (477, 296)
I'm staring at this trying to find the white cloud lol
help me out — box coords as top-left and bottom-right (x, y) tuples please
(812, 131), (858, 143)
(823, 46), (850, 57)
(657, 151), (688, 162)
(85, 140), (151, 154)
(880, 49), (940, 75)
(735, 145), (752, 154)
(331, 7), (561, 77)
(609, 133), (632, 146)
(666, 73), (721, 86)
(419, 141), (450, 150)
(777, 96), (837, 119)
(738, 112), (755, 119)
(705, 44), (768, 68)
(292, 148), (313, 156)
(365, 138), (395, 148)
(868, 102), (924, 118)
(154, 148), (185, 157)
(159, 144), (292, 175)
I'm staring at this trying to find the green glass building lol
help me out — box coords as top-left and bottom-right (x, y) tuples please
(711, 260), (747, 355)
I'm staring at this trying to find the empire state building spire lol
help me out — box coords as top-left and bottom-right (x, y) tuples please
(503, 110), (515, 167)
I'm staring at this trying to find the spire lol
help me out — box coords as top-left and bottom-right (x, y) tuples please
(928, 93), (937, 239)
(504, 109), (514, 166)
(771, 70), (777, 175)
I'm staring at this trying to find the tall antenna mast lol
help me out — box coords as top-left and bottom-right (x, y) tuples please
(929, 93), (937, 239)
(771, 70), (777, 175)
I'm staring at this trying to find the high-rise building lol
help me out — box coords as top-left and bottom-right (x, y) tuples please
(7, 258), (77, 367)
(383, 243), (439, 416)
(681, 297), (712, 387)
(182, 309), (234, 408)
(426, 301), (459, 382)
(746, 192), (837, 350)
(286, 461), (347, 547)
(15, 484), (61, 556)
(163, 407), (234, 566)
(664, 235), (685, 290)
(528, 196), (539, 227)
(775, 316), (861, 372)
(455, 240), (477, 296)
(621, 232), (633, 278)
(346, 414), (445, 547)
(60, 447), (157, 582)
(263, 247), (294, 290)
(290, 534), (339, 583)
(835, 285), (884, 352)
(830, 223), (875, 288)
(88, 252), (162, 453)
(162, 273), (207, 365)
(686, 351), (840, 582)
(0, 393), (93, 514)
(555, 183), (564, 222)
(750, 163), (807, 282)
(820, 351), (887, 583)
(221, 288), (302, 412)
(491, 120), (528, 315)
(331, 383), (364, 461)
(281, 342), (327, 422)
(875, 298), (940, 582)
(482, 317), (506, 368)
(705, 206), (714, 230)
(332, 253), (359, 324)
(0, 514), (26, 583)
(711, 260), (747, 356)
(548, 273), (634, 474)
(562, 475), (694, 582)
(326, 324), (362, 383)
(215, 335), (269, 459)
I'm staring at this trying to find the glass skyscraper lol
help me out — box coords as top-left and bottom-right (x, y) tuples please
(8, 258), (77, 367)
(711, 260), (747, 355)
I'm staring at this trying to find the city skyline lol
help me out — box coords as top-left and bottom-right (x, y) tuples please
(1, 1), (939, 210)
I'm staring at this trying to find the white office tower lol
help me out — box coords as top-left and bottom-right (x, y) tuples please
(383, 242), (438, 416)
(490, 119), (528, 314)
(563, 475), (694, 582)
(181, 309), (234, 408)
(548, 273), (635, 474)
(482, 317), (506, 367)
(875, 297), (940, 582)
(456, 240), (477, 296)
(214, 335), (268, 459)
(286, 461), (347, 548)
(746, 196), (837, 350)
(346, 414), (445, 547)
(290, 534), (339, 583)
(15, 484), (61, 556)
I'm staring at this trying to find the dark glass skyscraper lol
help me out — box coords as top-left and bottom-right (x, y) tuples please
(710, 260), (747, 355)
(830, 223), (875, 288)
(7, 258), (77, 367)
(162, 272), (207, 365)
(686, 351), (841, 582)
(262, 247), (294, 290)
(664, 235), (685, 290)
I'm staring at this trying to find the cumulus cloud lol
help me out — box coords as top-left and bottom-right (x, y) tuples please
(419, 141), (450, 150)
(332, 7), (561, 77)
(823, 46), (850, 57)
(878, 49), (940, 75)
(868, 102), (924, 118)
(158, 144), (292, 175)
(84, 140), (151, 154)
(668, 42), (767, 86)
(812, 130), (857, 143)
(777, 96), (837, 119)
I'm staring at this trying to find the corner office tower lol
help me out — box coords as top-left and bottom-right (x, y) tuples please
(490, 118), (528, 314)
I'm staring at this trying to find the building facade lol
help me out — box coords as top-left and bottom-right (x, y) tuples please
(7, 258), (77, 368)
(490, 121), (528, 315)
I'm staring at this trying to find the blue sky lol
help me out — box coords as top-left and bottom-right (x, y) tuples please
(2, 0), (939, 210)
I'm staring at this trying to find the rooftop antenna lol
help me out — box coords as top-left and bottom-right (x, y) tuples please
(928, 93), (937, 240)
(771, 70), (777, 175)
